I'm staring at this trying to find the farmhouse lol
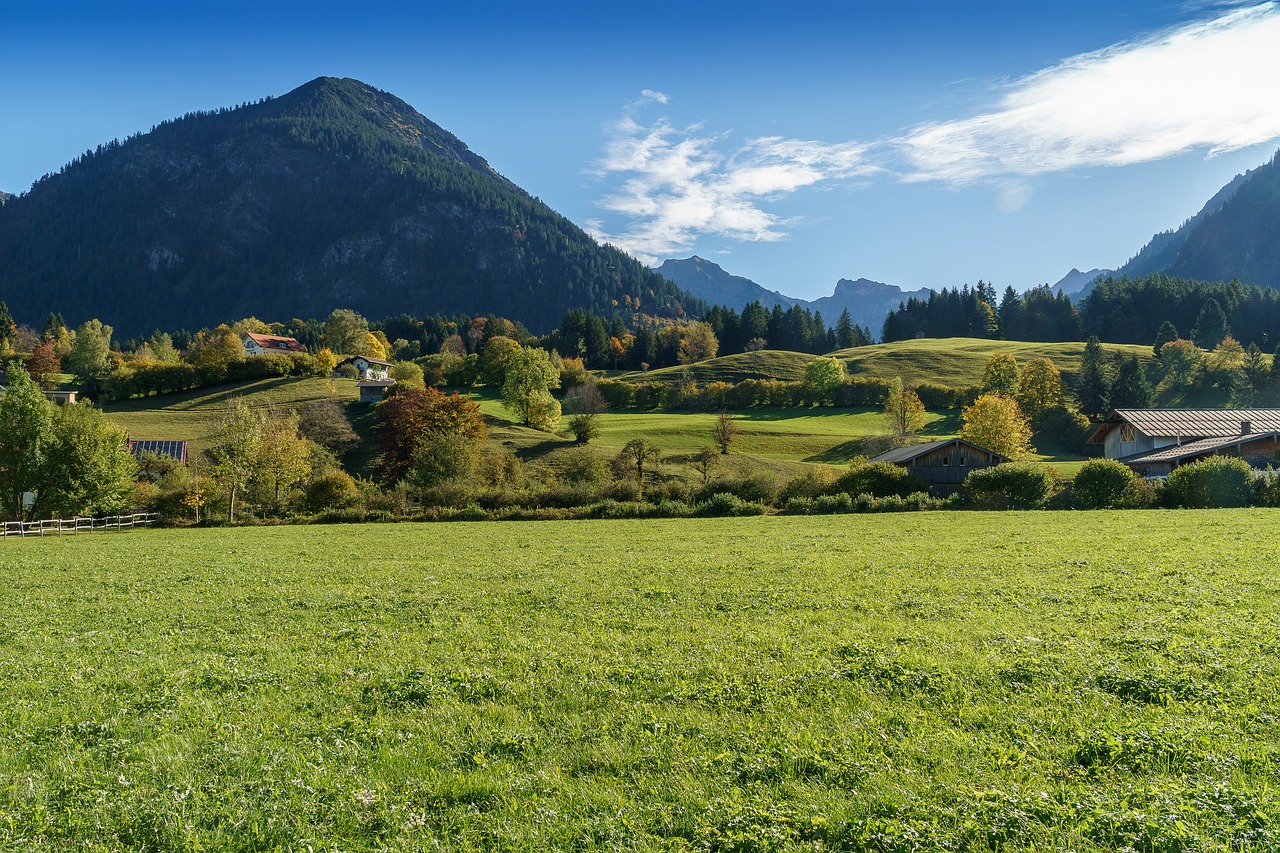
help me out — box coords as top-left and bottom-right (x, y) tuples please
(1089, 408), (1280, 477)
(870, 438), (1009, 492)
(340, 355), (393, 380)
(243, 333), (306, 356)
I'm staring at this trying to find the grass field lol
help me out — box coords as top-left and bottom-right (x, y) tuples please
(3, 513), (1279, 850)
(621, 339), (1154, 390)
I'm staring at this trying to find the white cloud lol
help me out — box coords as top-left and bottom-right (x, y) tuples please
(896, 3), (1280, 183)
(639, 89), (669, 105)
(590, 113), (873, 263)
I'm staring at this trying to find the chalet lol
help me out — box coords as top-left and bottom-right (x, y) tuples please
(243, 333), (306, 356)
(44, 389), (78, 405)
(340, 355), (393, 380)
(870, 438), (1009, 493)
(1089, 408), (1280, 477)
(357, 379), (396, 403)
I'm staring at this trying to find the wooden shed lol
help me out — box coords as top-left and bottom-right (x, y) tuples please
(871, 438), (1009, 492)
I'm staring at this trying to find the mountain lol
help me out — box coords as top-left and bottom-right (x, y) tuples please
(1114, 152), (1279, 287)
(1051, 267), (1112, 297)
(0, 191), (10, 205)
(0, 77), (699, 336)
(656, 256), (801, 311)
(656, 256), (928, 338)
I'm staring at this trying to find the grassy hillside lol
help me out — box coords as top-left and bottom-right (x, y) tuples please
(830, 337), (1154, 387)
(4, 513), (1280, 849)
(615, 349), (815, 385)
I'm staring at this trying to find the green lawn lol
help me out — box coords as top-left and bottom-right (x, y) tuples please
(3, 513), (1279, 850)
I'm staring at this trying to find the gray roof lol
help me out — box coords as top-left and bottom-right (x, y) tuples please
(871, 438), (1008, 465)
(1095, 408), (1280, 443)
(343, 355), (394, 367)
(356, 379), (397, 387)
(1119, 431), (1280, 466)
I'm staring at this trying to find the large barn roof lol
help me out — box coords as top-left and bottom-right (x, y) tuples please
(871, 438), (1008, 465)
(1118, 431), (1280, 466)
(1090, 408), (1280, 444)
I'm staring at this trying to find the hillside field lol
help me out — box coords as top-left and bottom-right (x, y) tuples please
(625, 338), (1154, 389)
(2, 513), (1279, 849)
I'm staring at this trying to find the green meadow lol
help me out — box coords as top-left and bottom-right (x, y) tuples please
(2, 513), (1279, 850)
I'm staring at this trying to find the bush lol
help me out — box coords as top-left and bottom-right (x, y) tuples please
(698, 492), (766, 517)
(304, 471), (361, 513)
(1037, 404), (1093, 454)
(1163, 456), (1255, 508)
(827, 459), (928, 499)
(1072, 459), (1136, 509)
(964, 462), (1055, 508)
(778, 466), (839, 504)
(696, 473), (781, 505)
(812, 493), (854, 514)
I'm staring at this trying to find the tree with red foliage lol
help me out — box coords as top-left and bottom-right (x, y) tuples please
(375, 387), (487, 481)
(26, 340), (62, 390)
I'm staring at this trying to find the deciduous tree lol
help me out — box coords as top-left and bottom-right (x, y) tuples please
(31, 403), (137, 520)
(501, 347), (561, 429)
(803, 357), (846, 405)
(712, 410), (740, 454)
(883, 377), (926, 440)
(376, 387), (487, 481)
(1015, 358), (1063, 424)
(205, 399), (263, 522)
(617, 438), (662, 496)
(961, 393), (1033, 459)
(980, 352), (1020, 397)
(0, 367), (51, 520)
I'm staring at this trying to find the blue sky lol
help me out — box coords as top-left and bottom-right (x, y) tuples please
(4, 1), (1279, 300)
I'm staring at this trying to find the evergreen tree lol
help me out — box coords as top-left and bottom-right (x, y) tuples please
(836, 309), (856, 349)
(1109, 354), (1153, 409)
(42, 312), (66, 343)
(1190, 298), (1230, 350)
(1153, 320), (1178, 360)
(1075, 336), (1112, 418)
(0, 302), (15, 350)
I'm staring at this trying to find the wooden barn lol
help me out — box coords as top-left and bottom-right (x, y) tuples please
(870, 438), (1009, 492)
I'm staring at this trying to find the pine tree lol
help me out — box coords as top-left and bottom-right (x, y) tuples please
(1153, 320), (1178, 360)
(1075, 336), (1112, 418)
(1190, 298), (1230, 350)
(1109, 354), (1153, 409)
(0, 301), (15, 349)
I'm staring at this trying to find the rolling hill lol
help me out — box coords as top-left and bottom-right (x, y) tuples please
(0, 77), (700, 336)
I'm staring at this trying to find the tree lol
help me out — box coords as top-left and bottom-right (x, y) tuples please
(677, 322), (719, 365)
(64, 319), (114, 381)
(42, 312), (66, 343)
(961, 393), (1034, 459)
(616, 438), (662, 496)
(980, 352), (1019, 397)
(255, 408), (312, 511)
(313, 347), (338, 375)
(205, 399), (263, 522)
(883, 377), (926, 440)
(389, 361), (426, 391)
(712, 410), (740, 454)
(324, 309), (370, 355)
(1153, 321), (1178, 360)
(1109, 354), (1153, 409)
(478, 335), (522, 387)
(1190, 298), (1230, 350)
(408, 432), (482, 495)
(501, 347), (561, 429)
(564, 381), (605, 444)
(1075, 336), (1111, 418)
(1015, 358), (1063, 424)
(188, 324), (243, 372)
(0, 367), (51, 520)
(836, 309), (857, 349)
(1158, 339), (1204, 389)
(31, 403), (138, 519)
(1238, 343), (1270, 406)
(691, 446), (721, 484)
(26, 341), (62, 390)
(803, 357), (846, 405)
(376, 387), (487, 481)
(359, 332), (388, 360)
(0, 302), (15, 352)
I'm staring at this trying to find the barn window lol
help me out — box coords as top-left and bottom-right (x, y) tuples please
(1120, 424), (1137, 442)
(959, 454), (967, 466)
(941, 456), (950, 466)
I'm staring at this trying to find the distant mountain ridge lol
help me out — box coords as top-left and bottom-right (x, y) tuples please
(1051, 268), (1113, 297)
(0, 77), (700, 335)
(657, 256), (929, 338)
(0, 191), (10, 205)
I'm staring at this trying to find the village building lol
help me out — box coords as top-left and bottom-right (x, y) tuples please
(340, 355), (393, 380)
(356, 379), (397, 403)
(243, 332), (306, 356)
(870, 438), (1009, 493)
(1089, 408), (1280, 477)
(44, 389), (78, 405)
(128, 439), (189, 466)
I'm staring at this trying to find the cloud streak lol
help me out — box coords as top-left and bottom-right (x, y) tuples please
(593, 3), (1280, 261)
(590, 115), (873, 264)
(898, 2), (1280, 182)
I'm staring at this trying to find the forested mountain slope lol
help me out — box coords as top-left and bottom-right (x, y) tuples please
(0, 77), (699, 335)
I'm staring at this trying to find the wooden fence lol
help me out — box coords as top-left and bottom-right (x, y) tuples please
(1, 512), (159, 540)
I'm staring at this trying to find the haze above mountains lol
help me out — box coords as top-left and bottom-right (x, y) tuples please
(0, 76), (1277, 339)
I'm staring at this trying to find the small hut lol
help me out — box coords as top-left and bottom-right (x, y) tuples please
(870, 438), (1009, 492)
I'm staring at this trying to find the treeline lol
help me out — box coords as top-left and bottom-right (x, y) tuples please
(882, 274), (1280, 350)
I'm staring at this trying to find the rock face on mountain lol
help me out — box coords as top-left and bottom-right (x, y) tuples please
(0, 192), (10, 205)
(0, 77), (698, 335)
(1113, 152), (1280, 288)
(1051, 268), (1113, 297)
(657, 256), (928, 336)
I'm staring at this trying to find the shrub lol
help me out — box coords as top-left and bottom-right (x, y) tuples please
(304, 471), (361, 513)
(699, 492), (766, 517)
(1163, 456), (1255, 508)
(1037, 404), (1093, 454)
(828, 459), (928, 499)
(812, 493), (854, 514)
(696, 473), (781, 505)
(782, 496), (814, 515)
(1072, 459), (1136, 509)
(778, 466), (839, 503)
(964, 462), (1055, 508)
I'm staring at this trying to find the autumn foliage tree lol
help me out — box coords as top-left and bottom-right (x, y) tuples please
(961, 393), (1034, 459)
(26, 340), (62, 390)
(376, 387), (487, 481)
